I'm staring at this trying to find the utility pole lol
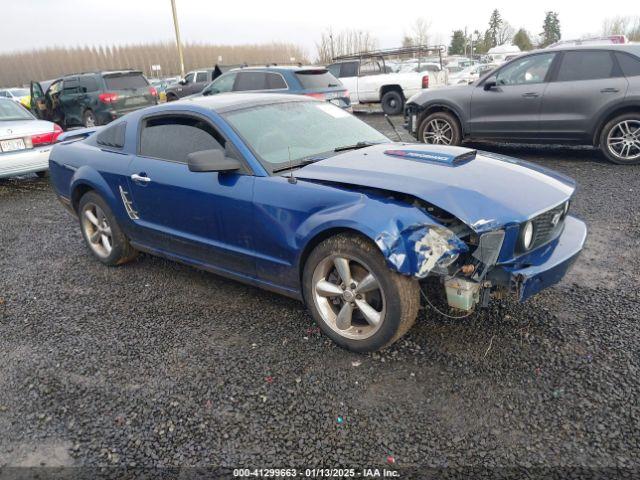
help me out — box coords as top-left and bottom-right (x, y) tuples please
(170, 0), (185, 78)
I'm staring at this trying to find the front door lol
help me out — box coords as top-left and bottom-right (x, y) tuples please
(539, 50), (629, 142)
(469, 52), (557, 140)
(126, 113), (256, 277)
(58, 77), (83, 127)
(30, 82), (47, 119)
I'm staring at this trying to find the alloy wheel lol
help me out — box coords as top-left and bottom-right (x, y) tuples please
(81, 203), (113, 258)
(607, 120), (640, 162)
(423, 118), (453, 144)
(311, 255), (386, 340)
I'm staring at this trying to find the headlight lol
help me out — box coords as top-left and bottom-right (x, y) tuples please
(522, 221), (534, 250)
(563, 201), (569, 216)
(436, 252), (459, 268)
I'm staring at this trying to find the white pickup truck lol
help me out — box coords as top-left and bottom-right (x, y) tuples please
(327, 58), (447, 115)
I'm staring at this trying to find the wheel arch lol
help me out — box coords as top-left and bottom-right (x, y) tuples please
(379, 84), (404, 100)
(69, 167), (119, 214)
(417, 103), (465, 136)
(592, 104), (640, 146)
(297, 226), (380, 285)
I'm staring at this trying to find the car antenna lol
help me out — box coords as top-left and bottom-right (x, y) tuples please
(385, 114), (403, 142)
(287, 146), (297, 184)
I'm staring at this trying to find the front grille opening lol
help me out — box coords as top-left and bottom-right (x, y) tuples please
(517, 202), (568, 254)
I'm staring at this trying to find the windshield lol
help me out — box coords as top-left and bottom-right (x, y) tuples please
(224, 101), (388, 170)
(0, 99), (34, 121)
(9, 88), (29, 97)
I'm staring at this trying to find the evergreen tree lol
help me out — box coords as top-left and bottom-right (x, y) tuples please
(540, 11), (561, 47)
(449, 30), (466, 55)
(486, 9), (503, 49)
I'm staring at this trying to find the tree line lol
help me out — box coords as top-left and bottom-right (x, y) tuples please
(449, 12), (640, 56)
(0, 42), (307, 88)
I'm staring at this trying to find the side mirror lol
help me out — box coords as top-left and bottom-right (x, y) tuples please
(483, 76), (498, 91)
(187, 149), (241, 173)
(179, 78), (187, 85)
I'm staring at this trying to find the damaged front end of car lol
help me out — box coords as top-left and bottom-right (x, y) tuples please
(371, 197), (586, 314)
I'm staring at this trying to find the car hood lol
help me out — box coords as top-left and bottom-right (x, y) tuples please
(0, 119), (55, 140)
(295, 144), (576, 233)
(407, 84), (473, 105)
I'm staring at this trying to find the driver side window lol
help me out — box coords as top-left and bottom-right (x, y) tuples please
(495, 53), (556, 86)
(208, 73), (236, 94)
(184, 73), (195, 84)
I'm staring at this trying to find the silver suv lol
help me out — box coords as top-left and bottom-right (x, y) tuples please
(405, 44), (640, 164)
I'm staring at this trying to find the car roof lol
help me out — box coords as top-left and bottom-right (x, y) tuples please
(538, 43), (640, 55)
(228, 65), (327, 73)
(175, 92), (313, 113)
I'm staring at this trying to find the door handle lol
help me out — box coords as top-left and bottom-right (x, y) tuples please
(131, 173), (151, 183)
(600, 88), (620, 93)
(521, 92), (540, 98)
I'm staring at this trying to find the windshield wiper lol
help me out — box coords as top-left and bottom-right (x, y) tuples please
(272, 156), (325, 173)
(334, 141), (377, 152)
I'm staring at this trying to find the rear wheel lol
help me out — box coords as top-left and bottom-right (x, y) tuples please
(381, 90), (404, 115)
(418, 111), (462, 145)
(83, 110), (97, 128)
(78, 191), (137, 266)
(302, 233), (420, 352)
(600, 114), (640, 165)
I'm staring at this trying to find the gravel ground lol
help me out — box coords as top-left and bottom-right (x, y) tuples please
(1, 113), (639, 476)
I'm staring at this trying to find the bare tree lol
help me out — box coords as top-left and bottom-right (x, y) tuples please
(603, 16), (640, 41)
(316, 28), (377, 63)
(411, 17), (431, 46)
(497, 22), (516, 45)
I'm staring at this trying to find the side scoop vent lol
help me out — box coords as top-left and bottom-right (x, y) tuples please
(384, 146), (477, 166)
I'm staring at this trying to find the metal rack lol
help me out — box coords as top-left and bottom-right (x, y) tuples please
(333, 45), (446, 69)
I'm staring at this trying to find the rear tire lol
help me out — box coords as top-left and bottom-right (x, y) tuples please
(381, 90), (404, 115)
(418, 111), (462, 146)
(78, 191), (137, 266)
(599, 113), (640, 165)
(302, 233), (420, 352)
(83, 110), (97, 128)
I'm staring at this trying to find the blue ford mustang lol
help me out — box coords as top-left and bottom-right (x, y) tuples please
(49, 93), (587, 352)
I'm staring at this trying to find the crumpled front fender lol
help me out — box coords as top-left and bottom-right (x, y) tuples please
(375, 220), (468, 278)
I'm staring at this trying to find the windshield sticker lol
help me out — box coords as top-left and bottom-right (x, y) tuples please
(315, 103), (350, 118)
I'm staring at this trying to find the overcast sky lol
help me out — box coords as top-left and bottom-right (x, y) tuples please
(2, 0), (638, 57)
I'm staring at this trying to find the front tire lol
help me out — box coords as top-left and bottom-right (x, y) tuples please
(381, 90), (404, 115)
(302, 233), (420, 352)
(418, 111), (462, 145)
(600, 113), (640, 165)
(78, 191), (137, 266)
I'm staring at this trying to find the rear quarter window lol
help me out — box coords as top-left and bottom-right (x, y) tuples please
(97, 122), (126, 149)
(556, 51), (617, 81)
(103, 74), (149, 90)
(295, 70), (341, 89)
(615, 52), (640, 77)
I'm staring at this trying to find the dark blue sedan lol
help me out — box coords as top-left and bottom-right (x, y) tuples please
(49, 94), (586, 352)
